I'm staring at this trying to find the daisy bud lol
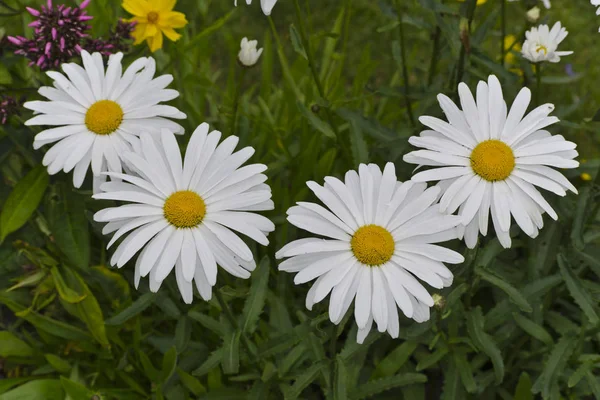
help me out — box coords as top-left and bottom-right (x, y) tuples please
(238, 37), (263, 67)
(526, 7), (540, 23)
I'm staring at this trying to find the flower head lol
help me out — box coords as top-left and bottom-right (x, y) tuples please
(24, 50), (186, 189)
(123, 0), (188, 52)
(522, 22), (573, 63)
(404, 75), (579, 249)
(93, 125), (275, 303)
(277, 163), (464, 343)
(8, 0), (93, 70)
(234, 0), (278, 16)
(238, 37), (263, 67)
(85, 19), (136, 55)
(526, 6), (541, 23)
(0, 95), (20, 125)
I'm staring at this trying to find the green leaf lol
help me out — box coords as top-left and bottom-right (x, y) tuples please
(221, 330), (241, 375)
(284, 362), (325, 400)
(105, 292), (156, 325)
(184, 9), (236, 50)
(0, 378), (36, 395)
(475, 267), (532, 313)
(59, 377), (100, 400)
(585, 371), (600, 398)
(249, 381), (269, 400)
(0, 379), (64, 400)
(512, 313), (554, 346)
(44, 354), (71, 373)
(177, 367), (206, 396)
(532, 334), (577, 398)
(514, 372), (533, 400)
(139, 352), (161, 383)
(0, 331), (34, 357)
(453, 350), (476, 393)
(349, 120), (369, 165)
(0, 63), (13, 85)
(192, 348), (223, 376)
(334, 356), (348, 400)
(441, 359), (464, 400)
(371, 341), (418, 379)
(571, 186), (592, 250)
(50, 267), (86, 303)
(466, 308), (504, 384)
(557, 254), (600, 324)
(568, 362), (593, 388)
(0, 165), (49, 243)
(416, 347), (449, 371)
(297, 101), (336, 140)
(241, 256), (269, 334)
(289, 24), (307, 60)
(46, 184), (90, 269)
(188, 311), (226, 336)
(351, 373), (427, 400)
(160, 346), (177, 383)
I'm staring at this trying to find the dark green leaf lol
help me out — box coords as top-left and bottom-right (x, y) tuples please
(351, 373), (427, 400)
(221, 331), (240, 374)
(371, 341), (418, 379)
(289, 24), (307, 60)
(192, 348), (223, 377)
(297, 101), (336, 139)
(514, 372), (533, 400)
(105, 292), (156, 325)
(160, 346), (177, 383)
(476, 267), (532, 313)
(177, 367), (206, 396)
(0, 379), (63, 400)
(532, 334), (577, 397)
(284, 362), (325, 400)
(512, 313), (554, 346)
(188, 311), (226, 336)
(466, 308), (504, 384)
(558, 254), (599, 324)
(0, 331), (34, 357)
(59, 376), (99, 399)
(241, 256), (269, 334)
(453, 351), (476, 393)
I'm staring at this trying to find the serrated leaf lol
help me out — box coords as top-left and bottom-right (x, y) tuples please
(105, 292), (156, 325)
(371, 341), (418, 379)
(558, 254), (599, 324)
(0, 331), (34, 357)
(297, 101), (336, 139)
(188, 311), (227, 336)
(221, 330), (240, 375)
(585, 371), (600, 398)
(476, 267), (532, 313)
(441, 359), (464, 400)
(532, 334), (577, 397)
(453, 350), (476, 393)
(514, 372), (533, 400)
(568, 362), (593, 388)
(466, 308), (504, 384)
(0, 165), (49, 243)
(512, 313), (554, 346)
(241, 256), (269, 334)
(177, 367), (206, 396)
(334, 356), (348, 400)
(284, 362), (325, 400)
(192, 348), (223, 376)
(351, 373), (427, 400)
(416, 347), (449, 371)
(289, 24), (307, 60)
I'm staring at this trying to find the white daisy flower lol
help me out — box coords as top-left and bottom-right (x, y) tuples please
(238, 37), (263, 67)
(521, 21), (573, 63)
(592, 0), (600, 32)
(234, 0), (277, 15)
(404, 75), (579, 249)
(276, 163), (464, 343)
(93, 124), (275, 303)
(24, 50), (186, 188)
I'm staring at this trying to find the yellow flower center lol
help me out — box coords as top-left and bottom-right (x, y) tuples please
(470, 140), (515, 181)
(85, 100), (124, 135)
(147, 11), (159, 24)
(163, 191), (206, 228)
(351, 225), (395, 267)
(536, 45), (548, 55)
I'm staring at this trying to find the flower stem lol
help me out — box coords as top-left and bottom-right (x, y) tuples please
(395, 0), (415, 127)
(455, 0), (477, 88)
(231, 67), (246, 135)
(214, 288), (261, 371)
(427, 26), (442, 87)
(500, 0), (506, 66)
(535, 63), (542, 106)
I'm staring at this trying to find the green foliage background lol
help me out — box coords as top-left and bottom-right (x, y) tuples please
(1, 0), (600, 399)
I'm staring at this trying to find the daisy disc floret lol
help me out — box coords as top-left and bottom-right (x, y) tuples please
(276, 163), (464, 343)
(93, 125), (275, 304)
(522, 21), (573, 63)
(24, 50), (186, 189)
(404, 75), (579, 249)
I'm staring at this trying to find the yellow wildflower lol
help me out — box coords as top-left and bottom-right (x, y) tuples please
(122, 0), (188, 52)
(581, 173), (592, 181)
(458, 0), (487, 5)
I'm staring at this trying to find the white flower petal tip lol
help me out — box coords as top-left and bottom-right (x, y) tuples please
(522, 21), (572, 63)
(234, 0), (278, 15)
(405, 75), (578, 250)
(93, 123), (274, 304)
(277, 163), (463, 343)
(26, 51), (185, 190)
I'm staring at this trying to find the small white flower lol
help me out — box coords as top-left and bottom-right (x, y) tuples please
(404, 75), (579, 249)
(24, 51), (186, 188)
(277, 163), (464, 343)
(93, 125), (275, 304)
(526, 7), (541, 23)
(234, 0), (278, 16)
(592, 0), (600, 31)
(541, 0), (551, 8)
(521, 21), (573, 63)
(238, 37), (263, 67)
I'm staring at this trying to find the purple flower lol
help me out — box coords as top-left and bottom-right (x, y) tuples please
(83, 19), (136, 55)
(0, 96), (20, 125)
(8, 0), (93, 70)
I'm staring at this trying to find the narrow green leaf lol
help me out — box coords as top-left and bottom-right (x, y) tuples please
(585, 371), (600, 398)
(139, 352), (160, 382)
(221, 331), (241, 374)
(241, 256), (269, 334)
(514, 372), (533, 400)
(0, 379), (64, 400)
(512, 313), (554, 346)
(105, 292), (156, 325)
(0, 331), (34, 357)
(0, 165), (49, 243)
(188, 311), (226, 336)
(289, 24), (307, 60)
(441, 358), (464, 400)
(453, 351), (477, 393)
(351, 373), (427, 400)
(558, 254), (599, 324)
(50, 267), (86, 303)
(334, 356), (348, 400)
(60, 377), (100, 400)
(160, 346), (177, 383)
(416, 347), (449, 371)
(371, 341), (418, 379)
(177, 367), (206, 396)
(532, 334), (577, 398)
(284, 362), (325, 400)
(0, 378), (36, 395)
(297, 101), (336, 139)
(466, 308), (504, 384)
(44, 354), (71, 373)
(249, 382), (270, 400)
(46, 184), (90, 269)
(568, 362), (593, 388)
(184, 9), (236, 50)
(192, 348), (223, 376)
(476, 268), (532, 312)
